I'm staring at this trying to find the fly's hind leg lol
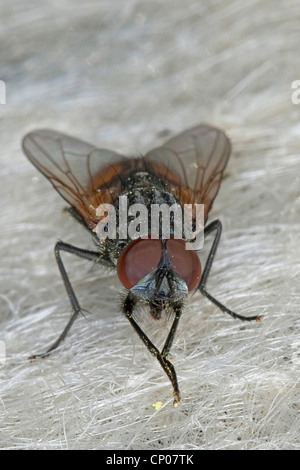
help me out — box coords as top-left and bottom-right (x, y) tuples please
(198, 219), (262, 322)
(29, 241), (106, 359)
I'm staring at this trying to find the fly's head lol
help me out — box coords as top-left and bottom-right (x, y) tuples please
(117, 237), (201, 319)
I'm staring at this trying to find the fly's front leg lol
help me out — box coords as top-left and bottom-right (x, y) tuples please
(29, 241), (103, 359)
(122, 293), (181, 405)
(198, 219), (262, 322)
(161, 302), (183, 360)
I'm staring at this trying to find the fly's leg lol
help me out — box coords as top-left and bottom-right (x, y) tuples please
(29, 241), (104, 359)
(198, 219), (262, 321)
(122, 293), (181, 405)
(161, 302), (182, 359)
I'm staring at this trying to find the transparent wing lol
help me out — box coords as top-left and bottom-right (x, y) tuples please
(22, 129), (128, 228)
(145, 124), (231, 222)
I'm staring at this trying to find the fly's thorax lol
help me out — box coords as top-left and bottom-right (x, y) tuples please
(97, 171), (180, 263)
(95, 165), (204, 266)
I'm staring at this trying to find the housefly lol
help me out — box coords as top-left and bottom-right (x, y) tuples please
(22, 125), (261, 404)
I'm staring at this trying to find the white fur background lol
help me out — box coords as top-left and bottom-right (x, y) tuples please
(0, 0), (299, 450)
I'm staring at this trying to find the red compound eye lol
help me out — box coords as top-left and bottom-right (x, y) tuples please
(166, 239), (201, 291)
(117, 238), (201, 291)
(117, 238), (162, 289)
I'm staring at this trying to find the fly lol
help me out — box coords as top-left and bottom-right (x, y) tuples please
(22, 125), (261, 405)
